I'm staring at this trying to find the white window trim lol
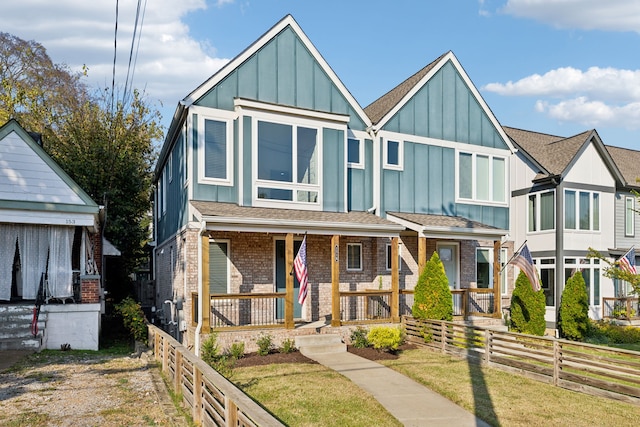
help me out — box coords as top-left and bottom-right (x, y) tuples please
(534, 258), (556, 307)
(209, 239), (231, 294)
(527, 190), (555, 234)
(168, 152), (173, 183)
(182, 123), (189, 189)
(347, 137), (364, 169)
(564, 189), (600, 231)
(383, 138), (403, 170)
(250, 111), (324, 210)
(197, 109), (235, 186)
(347, 243), (363, 272)
(625, 196), (635, 237)
(455, 150), (508, 207)
(385, 243), (402, 271)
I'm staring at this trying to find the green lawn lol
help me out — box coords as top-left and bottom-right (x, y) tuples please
(233, 348), (640, 426)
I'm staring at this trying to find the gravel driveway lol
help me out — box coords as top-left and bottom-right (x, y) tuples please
(0, 350), (187, 427)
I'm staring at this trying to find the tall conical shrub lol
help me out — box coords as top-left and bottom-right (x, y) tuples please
(559, 271), (589, 341)
(412, 251), (453, 320)
(509, 271), (546, 335)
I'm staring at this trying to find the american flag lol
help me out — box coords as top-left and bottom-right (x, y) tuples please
(295, 236), (309, 305)
(618, 247), (637, 275)
(511, 243), (541, 292)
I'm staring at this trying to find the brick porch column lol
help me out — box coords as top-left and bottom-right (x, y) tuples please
(80, 275), (101, 303)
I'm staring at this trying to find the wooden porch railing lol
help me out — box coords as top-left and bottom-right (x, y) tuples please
(148, 324), (284, 426)
(602, 297), (639, 320)
(402, 316), (640, 405)
(201, 287), (500, 330)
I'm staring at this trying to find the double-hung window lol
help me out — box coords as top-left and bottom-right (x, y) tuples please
(385, 243), (402, 271)
(565, 258), (600, 306)
(626, 197), (635, 237)
(564, 190), (599, 231)
(534, 258), (555, 307)
(528, 191), (555, 232)
(347, 243), (362, 271)
(458, 152), (507, 204)
(198, 111), (234, 185)
(255, 119), (320, 206)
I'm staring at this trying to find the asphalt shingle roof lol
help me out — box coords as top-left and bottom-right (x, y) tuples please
(387, 212), (502, 231)
(606, 145), (640, 188)
(364, 52), (448, 125)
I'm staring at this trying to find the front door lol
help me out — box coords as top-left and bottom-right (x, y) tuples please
(437, 243), (459, 289)
(275, 239), (302, 319)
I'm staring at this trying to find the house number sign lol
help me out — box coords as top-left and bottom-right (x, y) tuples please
(334, 245), (339, 262)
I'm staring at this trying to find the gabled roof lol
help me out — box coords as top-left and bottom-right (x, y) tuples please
(364, 53), (447, 125)
(157, 14), (371, 178)
(364, 51), (514, 152)
(504, 126), (624, 184)
(605, 145), (640, 189)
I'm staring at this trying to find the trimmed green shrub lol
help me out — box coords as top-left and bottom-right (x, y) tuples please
(114, 297), (148, 345)
(228, 342), (245, 359)
(367, 326), (404, 352)
(588, 320), (640, 344)
(256, 333), (274, 356)
(559, 271), (589, 341)
(509, 271), (546, 336)
(350, 326), (370, 348)
(280, 338), (296, 354)
(200, 333), (221, 366)
(412, 251), (453, 321)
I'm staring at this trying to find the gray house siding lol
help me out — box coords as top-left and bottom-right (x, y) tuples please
(615, 191), (639, 250)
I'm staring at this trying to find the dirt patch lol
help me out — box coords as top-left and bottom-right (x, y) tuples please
(233, 343), (418, 367)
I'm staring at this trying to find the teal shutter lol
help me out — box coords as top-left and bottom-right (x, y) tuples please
(209, 241), (228, 294)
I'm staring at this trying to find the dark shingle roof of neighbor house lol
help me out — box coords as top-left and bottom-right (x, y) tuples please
(190, 201), (403, 232)
(606, 145), (640, 189)
(503, 126), (594, 178)
(364, 52), (448, 125)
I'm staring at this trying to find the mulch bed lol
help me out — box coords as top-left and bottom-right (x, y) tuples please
(233, 343), (418, 368)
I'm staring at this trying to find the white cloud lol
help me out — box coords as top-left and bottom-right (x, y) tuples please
(0, 0), (231, 121)
(501, 0), (640, 33)
(484, 66), (640, 129)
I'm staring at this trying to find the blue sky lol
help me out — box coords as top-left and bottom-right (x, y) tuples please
(1, 0), (639, 149)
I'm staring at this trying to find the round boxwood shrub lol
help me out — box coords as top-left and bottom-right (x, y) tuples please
(509, 271), (546, 336)
(559, 271), (589, 341)
(412, 251), (453, 321)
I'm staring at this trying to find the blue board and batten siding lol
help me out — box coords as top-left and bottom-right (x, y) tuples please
(379, 60), (509, 229)
(187, 25), (367, 214)
(347, 139), (374, 212)
(157, 131), (189, 243)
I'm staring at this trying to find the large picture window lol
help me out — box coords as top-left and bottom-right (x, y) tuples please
(256, 120), (320, 205)
(565, 190), (599, 231)
(458, 152), (506, 204)
(528, 191), (555, 232)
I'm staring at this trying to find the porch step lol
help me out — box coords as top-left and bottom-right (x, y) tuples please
(0, 304), (44, 350)
(295, 334), (346, 356)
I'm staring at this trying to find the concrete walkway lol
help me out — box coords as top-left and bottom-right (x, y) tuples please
(308, 351), (490, 427)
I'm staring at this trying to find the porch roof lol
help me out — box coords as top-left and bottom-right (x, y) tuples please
(191, 201), (404, 237)
(386, 212), (508, 241)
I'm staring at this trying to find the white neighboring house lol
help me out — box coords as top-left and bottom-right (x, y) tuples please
(507, 126), (624, 327)
(0, 119), (104, 350)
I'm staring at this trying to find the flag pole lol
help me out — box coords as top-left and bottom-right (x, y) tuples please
(500, 239), (527, 273)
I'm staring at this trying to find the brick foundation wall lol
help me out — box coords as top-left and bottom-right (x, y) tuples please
(80, 276), (100, 303)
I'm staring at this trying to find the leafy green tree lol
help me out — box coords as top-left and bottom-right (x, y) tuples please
(412, 251), (453, 320)
(509, 271), (546, 336)
(559, 271), (589, 341)
(0, 32), (161, 300)
(587, 247), (639, 296)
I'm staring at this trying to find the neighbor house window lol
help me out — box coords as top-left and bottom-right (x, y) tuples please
(198, 113), (234, 185)
(209, 240), (230, 294)
(384, 139), (402, 169)
(565, 190), (599, 231)
(347, 243), (362, 271)
(256, 120), (320, 205)
(348, 138), (363, 168)
(565, 258), (600, 306)
(500, 248), (508, 295)
(626, 197), (635, 237)
(535, 258), (555, 307)
(458, 152), (506, 203)
(528, 191), (555, 232)
(168, 153), (173, 183)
